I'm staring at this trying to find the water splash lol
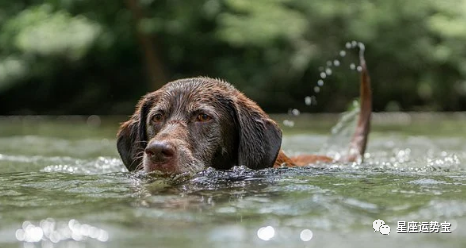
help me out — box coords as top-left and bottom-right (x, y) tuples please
(320, 101), (360, 160)
(283, 120), (295, 127)
(303, 41), (366, 107)
(16, 218), (109, 244)
(304, 96), (312, 105)
(291, 109), (300, 116)
(295, 40), (366, 121)
(41, 156), (126, 174)
(325, 68), (332, 75)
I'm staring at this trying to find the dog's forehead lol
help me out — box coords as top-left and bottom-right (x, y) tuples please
(154, 77), (237, 111)
(167, 77), (235, 93)
(162, 77), (236, 100)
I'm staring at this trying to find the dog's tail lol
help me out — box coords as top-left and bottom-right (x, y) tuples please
(342, 46), (372, 162)
(287, 46), (372, 166)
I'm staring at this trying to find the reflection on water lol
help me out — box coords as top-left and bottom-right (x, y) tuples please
(16, 219), (109, 243)
(0, 115), (466, 248)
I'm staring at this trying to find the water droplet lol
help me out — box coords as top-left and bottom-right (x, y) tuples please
(291, 109), (300, 116)
(283, 120), (295, 127)
(97, 230), (109, 242)
(305, 96), (312, 105)
(351, 40), (358, 47)
(357, 66), (362, 72)
(15, 229), (25, 241)
(26, 226), (43, 242)
(311, 96), (317, 105)
(358, 42), (365, 50)
(300, 229), (313, 241)
(89, 227), (100, 239)
(350, 63), (356, 70)
(333, 60), (340, 66)
(87, 115), (101, 127)
(22, 221), (32, 230)
(16, 219), (110, 243)
(325, 68), (332, 75)
(320, 72), (326, 79)
(314, 86), (320, 93)
(257, 226), (275, 241)
(345, 42), (351, 49)
(326, 61), (332, 66)
(317, 79), (324, 86)
(340, 50), (346, 57)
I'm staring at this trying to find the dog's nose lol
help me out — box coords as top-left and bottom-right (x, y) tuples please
(145, 141), (175, 162)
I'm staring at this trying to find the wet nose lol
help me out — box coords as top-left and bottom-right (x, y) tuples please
(145, 141), (175, 162)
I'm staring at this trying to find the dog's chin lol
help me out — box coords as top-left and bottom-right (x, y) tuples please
(143, 161), (179, 175)
(142, 156), (205, 176)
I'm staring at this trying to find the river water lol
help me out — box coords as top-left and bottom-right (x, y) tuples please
(0, 114), (465, 248)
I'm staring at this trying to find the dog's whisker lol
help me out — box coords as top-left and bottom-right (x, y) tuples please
(135, 162), (143, 171)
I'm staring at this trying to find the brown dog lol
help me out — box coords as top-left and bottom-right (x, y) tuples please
(117, 54), (371, 174)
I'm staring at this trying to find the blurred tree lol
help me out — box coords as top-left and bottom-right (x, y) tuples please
(125, 0), (167, 89)
(0, 0), (465, 114)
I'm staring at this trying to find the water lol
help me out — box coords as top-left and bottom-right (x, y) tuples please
(1, 114), (465, 248)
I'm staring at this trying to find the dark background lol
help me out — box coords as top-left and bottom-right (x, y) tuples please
(1, 0), (465, 115)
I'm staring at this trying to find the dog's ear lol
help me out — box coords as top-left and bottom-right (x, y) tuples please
(117, 95), (154, 171)
(233, 93), (282, 169)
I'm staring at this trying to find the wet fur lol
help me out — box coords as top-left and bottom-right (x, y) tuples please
(117, 78), (281, 173)
(117, 55), (371, 173)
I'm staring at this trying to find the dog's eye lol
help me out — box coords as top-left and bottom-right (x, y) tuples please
(152, 113), (164, 123)
(196, 113), (212, 122)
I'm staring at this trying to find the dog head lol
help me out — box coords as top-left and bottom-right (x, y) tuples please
(117, 77), (282, 174)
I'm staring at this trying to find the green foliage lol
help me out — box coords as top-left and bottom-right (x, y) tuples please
(217, 0), (308, 46)
(10, 5), (101, 59)
(1, 0), (466, 114)
(0, 3), (102, 91)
